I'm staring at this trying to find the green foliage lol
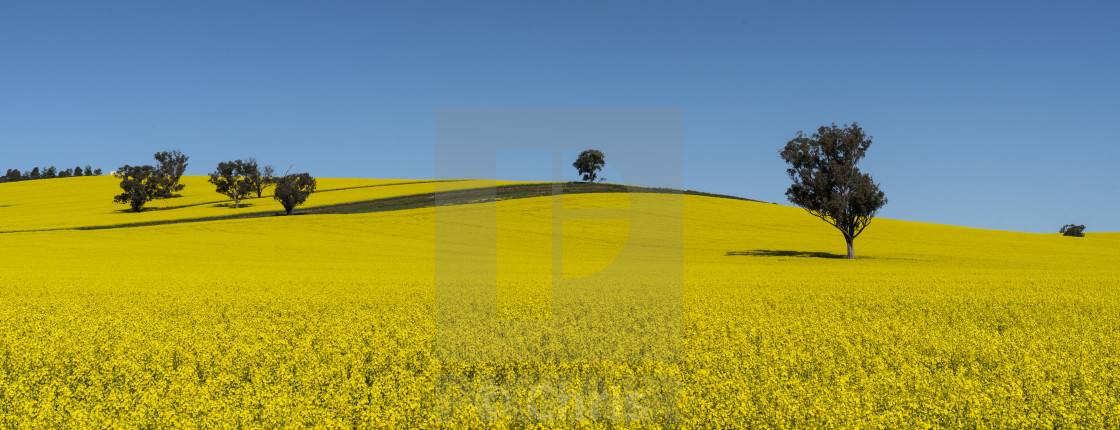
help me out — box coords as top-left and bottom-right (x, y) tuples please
(1060, 224), (1086, 237)
(780, 122), (887, 259)
(2, 164), (100, 183)
(153, 150), (189, 198)
(273, 173), (317, 215)
(113, 165), (170, 212)
(572, 149), (606, 183)
(246, 160), (276, 198)
(208, 160), (258, 209)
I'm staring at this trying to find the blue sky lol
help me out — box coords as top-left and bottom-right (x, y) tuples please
(1, 1), (1117, 233)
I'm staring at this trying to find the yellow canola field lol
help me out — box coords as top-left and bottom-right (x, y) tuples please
(0, 176), (510, 232)
(0, 185), (1118, 428)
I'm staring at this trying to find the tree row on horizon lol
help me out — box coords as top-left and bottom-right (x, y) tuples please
(1, 165), (103, 183)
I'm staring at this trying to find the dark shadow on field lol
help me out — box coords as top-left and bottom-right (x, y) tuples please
(211, 202), (255, 209)
(138, 205), (185, 212)
(726, 249), (845, 259)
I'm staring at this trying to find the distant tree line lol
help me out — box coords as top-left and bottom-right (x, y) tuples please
(1, 165), (102, 182)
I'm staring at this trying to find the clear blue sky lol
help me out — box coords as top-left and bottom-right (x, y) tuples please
(2, 1), (1117, 233)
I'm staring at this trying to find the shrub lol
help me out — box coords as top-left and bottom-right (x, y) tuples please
(1059, 224), (1086, 237)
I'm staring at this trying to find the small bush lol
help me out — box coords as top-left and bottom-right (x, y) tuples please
(1060, 224), (1086, 237)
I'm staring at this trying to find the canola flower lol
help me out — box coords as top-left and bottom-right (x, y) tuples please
(0, 176), (512, 232)
(0, 178), (1118, 427)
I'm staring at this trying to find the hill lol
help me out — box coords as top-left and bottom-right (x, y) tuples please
(0, 177), (1117, 427)
(0, 176), (755, 232)
(0, 176), (508, 232)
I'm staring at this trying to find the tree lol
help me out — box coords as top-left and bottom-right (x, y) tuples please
(1060, 224), (1086, 237)
(59, 168), (72, 178)
(84, 165), (94, 176)
(572, 149), (606, 182)
(780, 122), (887, 259)
(262, 165), (276, 195)
(246, 159), (276, 198)
(93, 168), (102, 175)
(113, 165), (169, 212)
(73, 165), (83, 177)
(44, 166), (57, 179)
(153, 150), (189, 198)
(273, 173), (317, 215)
(4, 169), (20, 182)
(208, 160), (257, 208)
(29, 167), (40, 179)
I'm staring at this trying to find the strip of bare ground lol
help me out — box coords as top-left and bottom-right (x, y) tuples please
(0, 182), (762, 233)
(133, 179), (464, 212)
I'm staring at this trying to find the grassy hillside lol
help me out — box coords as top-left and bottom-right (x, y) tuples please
(0, 180), (1117, 427)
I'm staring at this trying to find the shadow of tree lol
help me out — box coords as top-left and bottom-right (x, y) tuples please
(145, 205), (186, 212)
(211, 202), (255, 209)
(726, 249), (845, 259)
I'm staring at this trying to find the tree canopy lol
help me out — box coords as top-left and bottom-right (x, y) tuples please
(246, 160), (276, 198)
(1060, 224), (1086, 237)
(208, 160), (258, 209)
(112, 165), (169, 212)
(273, 173), (317, 215)
(153, 150), (189, 198)
(572, 149), (606, 183)
(780, 122), (887, 259)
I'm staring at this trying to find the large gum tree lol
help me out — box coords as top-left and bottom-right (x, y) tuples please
(780, 122), (887, 259)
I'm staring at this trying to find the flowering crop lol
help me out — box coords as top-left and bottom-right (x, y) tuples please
(0, 177), (509, 232)
(0, 179), (1118, 427)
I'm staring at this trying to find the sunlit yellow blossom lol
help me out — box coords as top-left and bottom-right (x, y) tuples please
(0, 177), (1117, 427)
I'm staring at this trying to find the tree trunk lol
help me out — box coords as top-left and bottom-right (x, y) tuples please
(234, 196), (240, 209)
(845, 236), (855, 259)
